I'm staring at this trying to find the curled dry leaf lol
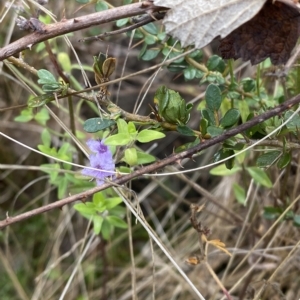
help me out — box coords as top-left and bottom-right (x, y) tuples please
(219, 0), (300, 65)
(153, 0), (267, 49)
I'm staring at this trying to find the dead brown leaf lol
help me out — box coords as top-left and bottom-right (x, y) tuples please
(219, 0), (300, 65)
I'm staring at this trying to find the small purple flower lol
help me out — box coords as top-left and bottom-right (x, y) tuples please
(82, 139), (115, 186)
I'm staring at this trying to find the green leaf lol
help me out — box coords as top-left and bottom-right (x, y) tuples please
(277, 152), (291, 169)
(83, 118), (116, 133)
(116, 18), (129, 27)
(144, 35), (157, 45)
(210, 164), (241, 176)
(183, 66), (197, 80)
(220, 109), (240, 128)
(40, 163), (60, 182)
(124, 148), (137, 166)
(41, 129), (51, 147)
(93, 215), (104, 234)
(256, 151), (281, 168)
(174, 138), (200, 153)
(137, 130), (165, 143)
(201, 108), (215, 125)
(28, 94), (54, 108)
(213, 148), (235, 169)
(136, 151), (156, 164)
(263, 206), (282, 220)
(205, 84), (222, 111)
(93, 192), (105, 206)
(233, 183), (246, 204)
(37, 69), (57, 84)
(41, 83), (61, 93)
(104, 133), (131, 146)
(284, 110), (300, 131)
(241, 77), (256, 92)
(127, 122), (136, 134)
(142, 23), (158, 35)
(76, 0), (89, 3)
(106, 216), (128, 228)
(293, 215), (300, 227)
(95, 1), (108, 11)
(101, 220), (112, 240)
(141, 48), (160, 61)
(157, 32), (166, 41)
(176, 125), (195, 136)
(74, 202), (96, 216)
(34, 108), (50, 125)
(58, 176), (68, 199)
(207, 126), (224, 137)
(206, 55), (225, 73)
(105, 197), (123, 210)
(247, 167), (272, 188)
(14, 114), (33, 123)
(57, 52), (72, 73)
(117, 118), (129, 134)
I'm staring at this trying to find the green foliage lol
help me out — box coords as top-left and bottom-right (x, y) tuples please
(74, 191), (127, 236)
(154, 85), (192, 125)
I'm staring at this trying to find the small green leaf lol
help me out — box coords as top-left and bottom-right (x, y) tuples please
(233, 183), (246, 204)
(57, 52), (72, 73)
(41, 129), (51, 147)
(206, 55), (225, 73)
(210, 164), (241, 176)
(93, 215), (104, 234)
(83, 118), (116, 133)
(101, 220), (112, 240)
(117, 118), (129, 134)
(105, 197), (123, 210)
(40, 163), (60, 182)
(141, 48), (160, 61)
(183, 66), (197, 80)
(58, 176), (68, 199)
(256, 151), (281, 168)
(263, 206), (282, 220)
(207, 126), (224, 137)
(127, 122), (136, 134)
(34, 108), (50, 125)
(143, 23), (158, 35)
(284, 110), (300, 130)
(136, 151), (156, 164)
(241, 77), (256, 92)
(213, 148), (235, 169)
(201, 108), (215, 125)
(76, 0), (89, 3)
(176, 125), (195, 136)
(106, 216), (128, 228)
(104, 133), (131, 146)
(277, 152), (291, 169)
(157, 32), (166, 41)
(137, 130), (165, 143)
(220, 109), (240, 128)
(28, 94), (54, 108)
(116, 18), (129, 27)
(293, 215), (300, 227)
(205, 84), (222, 111)
(37, 69), (57, 84)
(124, 148), (137, 166)
(14, 114), (33, 122)
(95, 1), (108, 11)
(247, 167), (272, 188)
(74, 202), (96, 216)
(144, 35), (157, 45)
